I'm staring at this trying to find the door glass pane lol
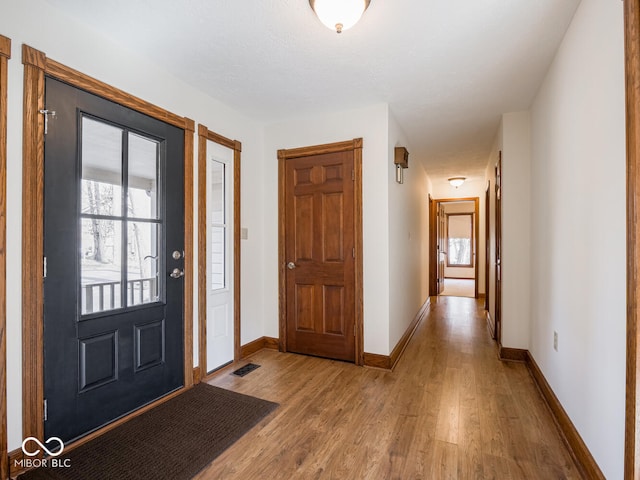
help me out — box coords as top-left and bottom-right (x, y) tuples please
(80, 120), (163, 314)
(210, 159), (226, 291)
(128, 132), (159, 220)
(80, 218), (122, 314)
(127, 222), (160, 306)
(210, 161), (225, 224)
(81, 117), (123, 217)
(211, 226), (225, 290)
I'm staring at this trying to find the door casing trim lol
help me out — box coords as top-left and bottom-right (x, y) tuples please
(20, 44), (194, 449)
(0, 33), (11, 480)
(197, 124), (241, 381)
(277, 138), (364, 366)
(484, 181), (490, 313)
(626, 0), (640, 476)
(429, 197), (480, 299)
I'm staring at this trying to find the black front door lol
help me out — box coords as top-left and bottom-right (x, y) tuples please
(43, 77), (185, 442)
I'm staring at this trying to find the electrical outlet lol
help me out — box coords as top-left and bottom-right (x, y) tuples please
(553, 331), (558, 352)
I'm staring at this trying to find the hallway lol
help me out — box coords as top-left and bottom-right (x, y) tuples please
(199, 297), (581, 479)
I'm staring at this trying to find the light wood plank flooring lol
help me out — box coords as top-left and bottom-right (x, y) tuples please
(198, 296), (582, 479)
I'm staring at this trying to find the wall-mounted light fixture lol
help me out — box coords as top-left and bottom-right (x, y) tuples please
(394, 147), (409, 184)
(448, 177), (466, 188)
(309, 0), (371, 34)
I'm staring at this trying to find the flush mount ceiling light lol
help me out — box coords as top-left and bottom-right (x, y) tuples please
(448, 177), (466, 188)
(309, 0), (371, 34)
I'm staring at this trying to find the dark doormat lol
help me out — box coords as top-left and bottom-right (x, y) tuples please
(19, 383), (278, 480)
(232, 363), (260, 377)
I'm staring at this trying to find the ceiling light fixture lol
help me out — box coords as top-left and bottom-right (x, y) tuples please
(448, 177), (466, 188)
(309, 0), (371, 34)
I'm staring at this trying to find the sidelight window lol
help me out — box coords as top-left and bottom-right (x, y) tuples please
(210, 160), (226, 290)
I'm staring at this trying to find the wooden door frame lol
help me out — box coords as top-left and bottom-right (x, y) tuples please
(494, 154), (502, 345)
(484, 181), (490, 312)
(277, 138), (364, 366)
(626, 0), (640, 477)
(429, 197), (480, 298)
(0, 34), (10, 480)
(20, 45), (194, 453)
(197, 125), (241, 381)
(428, 195), (437, 296)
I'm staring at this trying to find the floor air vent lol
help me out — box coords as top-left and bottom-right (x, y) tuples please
(232, 363), (261, 377)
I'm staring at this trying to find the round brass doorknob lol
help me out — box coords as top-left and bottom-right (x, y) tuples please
(170, 268), (185, 278)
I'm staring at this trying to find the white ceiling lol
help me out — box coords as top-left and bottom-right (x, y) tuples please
(44, 0), (581, 185)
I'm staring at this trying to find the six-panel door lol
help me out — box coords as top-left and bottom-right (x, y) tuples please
(284, 151), (356, 362)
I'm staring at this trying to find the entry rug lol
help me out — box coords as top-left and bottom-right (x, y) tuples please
(19, 383), (279, 480)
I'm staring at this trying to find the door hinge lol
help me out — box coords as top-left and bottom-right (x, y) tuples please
(44, 399), (47, 421)
(39, 109), (56, 135)
(352, 247), (355, 259)
(43, 256), (47, 278)
(352, 170), (355, 181)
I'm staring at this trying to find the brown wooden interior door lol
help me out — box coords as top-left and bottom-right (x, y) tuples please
(495, 155), (502, 343)
(437, 204), (446, 294)
(284, 150), (356, 362)
(485, 182), (490, 313)
(429, 195), (437, 295)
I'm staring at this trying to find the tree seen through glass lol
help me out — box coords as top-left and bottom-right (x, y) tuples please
(80, 117), (160, 314)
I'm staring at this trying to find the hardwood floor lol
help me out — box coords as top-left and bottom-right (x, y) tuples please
(198, 296), (582, 479)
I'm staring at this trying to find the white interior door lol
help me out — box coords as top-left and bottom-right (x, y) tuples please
(206, 140), (234, 373)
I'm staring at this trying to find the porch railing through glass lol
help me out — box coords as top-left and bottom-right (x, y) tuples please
(82, 277), (158, 314)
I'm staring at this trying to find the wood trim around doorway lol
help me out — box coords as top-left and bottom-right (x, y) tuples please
(625, 0), (640, 477)
(429, 197), (480, 299)
(484, 181), (490, 312)
(197, 124), (242, 382)
(0, 33), (10, 480)
(20, 44), (194, 451)
(277, 138), (364, 366)
(428, 195), (437, 296)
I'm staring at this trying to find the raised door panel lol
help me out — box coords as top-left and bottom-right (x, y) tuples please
(294, 195), (314, 262)
(322, 192), (344, 262)
(295, 284), (316, 332)
(323, 285), (345, 335)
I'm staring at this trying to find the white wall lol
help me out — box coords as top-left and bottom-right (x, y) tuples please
(263, 103), (391, 355)
(501, 111), (531, 350)
(387, 112), (430, 351)
(529, 0), (625, 477)
(1, 0), (266, 451)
